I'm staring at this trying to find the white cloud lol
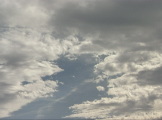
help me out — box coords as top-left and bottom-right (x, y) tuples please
(0, 26), (82, 118)
(94, 51), (162, 76)
(67, 85), (162, 119)
(66, 50), (162, 119)
(96, 86), (105, 92)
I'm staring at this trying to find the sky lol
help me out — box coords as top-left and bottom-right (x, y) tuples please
(0, 0), (162, 119)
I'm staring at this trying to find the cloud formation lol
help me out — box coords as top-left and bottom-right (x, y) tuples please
(0, 27), (61, 117)
(0, 0), (90, 117)
(0, 25), (83, 117)
(60, 0), (162, 119)
(1, 0), (162, 119)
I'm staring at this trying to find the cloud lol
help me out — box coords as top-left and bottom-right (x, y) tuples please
(0, 26), (82, 118)
(58, 0), (162, 119)
(47, 0), (162, 60)
(67, 50), (162, 119)
(66, 73), (162, 119)
(137, 66), (162, 86)
(0, 1), (90, 116)
(49, 0), (162, 36)
(0, 0), (90, 118)
(1, 0), (162, 119)
(66, 96), (162, 119)
(0, 0), (50, 27)
(96, 86), (105, 92)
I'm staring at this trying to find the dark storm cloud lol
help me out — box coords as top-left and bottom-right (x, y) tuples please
(137, 66), (162, 86)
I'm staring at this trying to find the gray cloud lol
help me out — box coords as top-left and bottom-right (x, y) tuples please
(137, 66), (162, 86)
(112, 95), (157, 116)
(0, 0), (50, 27)
(0, 93), (16, 105)
(48, 0), (162, 57)
(50, 0), (162, 35)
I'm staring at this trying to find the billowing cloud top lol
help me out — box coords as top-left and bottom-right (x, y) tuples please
(0, 0), (162, 119)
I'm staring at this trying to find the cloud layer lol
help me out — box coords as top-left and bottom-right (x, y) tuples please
(1, 0), (162, 119)
(60, 0), (162, 119)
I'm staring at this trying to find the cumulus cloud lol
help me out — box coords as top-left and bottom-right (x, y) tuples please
(0, 0), (90, 117)
(67, 73), (162, 119)
(67, 50), (162, 119)
(0, 25), (83, 117)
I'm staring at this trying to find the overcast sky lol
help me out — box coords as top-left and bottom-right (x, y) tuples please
(1, 0), (162, 119)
